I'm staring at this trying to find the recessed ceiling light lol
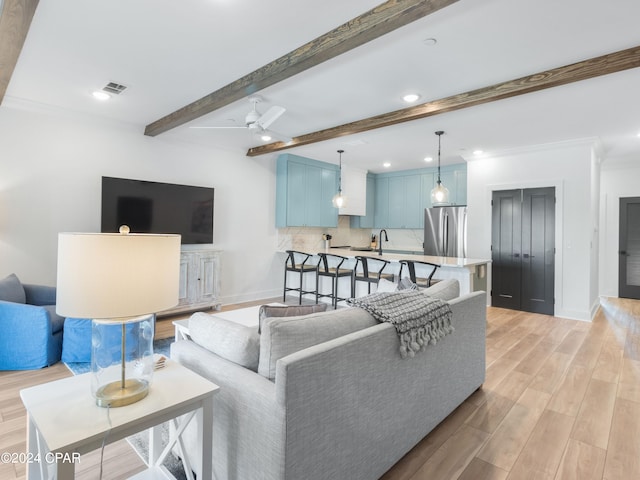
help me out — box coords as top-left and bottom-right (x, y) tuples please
(473, 150), (484, 156)
(403, 93), (420, 103)
(423, 37), (437, 46)
(92, 91), (111, 101)
(383, 162), (391, 168)
(260, 134), (272, 142)
(424, 156), (433, 163)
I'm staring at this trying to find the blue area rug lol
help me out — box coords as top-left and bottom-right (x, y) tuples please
(64, 337), (174, 376)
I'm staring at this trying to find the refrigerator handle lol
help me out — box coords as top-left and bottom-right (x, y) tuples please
(443, 213), (448, 255)
(462, 209), (467, 258)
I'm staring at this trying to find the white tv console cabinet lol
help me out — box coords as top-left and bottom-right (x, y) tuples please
(160, 247), (222, 317)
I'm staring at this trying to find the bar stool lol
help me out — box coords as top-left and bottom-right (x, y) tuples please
(316, 253), (354, 309)
(398, 260), (441, 288)
(283, 250), (317, 304)
(353, 256), (395, 295)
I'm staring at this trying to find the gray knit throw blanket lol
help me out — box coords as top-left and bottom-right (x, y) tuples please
(348, 290), (454, 358)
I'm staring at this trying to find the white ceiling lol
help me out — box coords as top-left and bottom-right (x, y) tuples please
(6, 0), (640, 172)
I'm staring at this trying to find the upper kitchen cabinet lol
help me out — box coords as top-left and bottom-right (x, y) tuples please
(350, 173), (376, 228)
(338, 165), (367, 216)
(374, 170), (422, 229)
(276, 154), (339, 228)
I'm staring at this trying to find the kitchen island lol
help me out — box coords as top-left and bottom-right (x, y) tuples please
(281, 248), (490, 299)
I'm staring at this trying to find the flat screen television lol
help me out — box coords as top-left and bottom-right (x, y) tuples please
(101, 176), (214, 244)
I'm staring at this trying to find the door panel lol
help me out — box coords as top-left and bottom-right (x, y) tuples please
(491, 190), (522, 310)
(521, 188), (555, 314)
(619, 197), (640, 299)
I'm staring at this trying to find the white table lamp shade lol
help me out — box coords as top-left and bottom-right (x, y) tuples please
(56, 232), (181, 319)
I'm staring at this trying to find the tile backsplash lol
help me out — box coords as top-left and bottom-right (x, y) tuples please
(277, 216), (424, 252)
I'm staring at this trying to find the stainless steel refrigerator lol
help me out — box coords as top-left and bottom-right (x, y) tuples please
(424, 206), (468, 257)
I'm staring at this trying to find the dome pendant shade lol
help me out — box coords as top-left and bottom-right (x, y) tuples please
(430, 131), (450, 206)
(332, 149), (346, 208)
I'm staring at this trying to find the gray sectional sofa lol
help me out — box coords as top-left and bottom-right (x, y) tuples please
(170, 279), (486, 480)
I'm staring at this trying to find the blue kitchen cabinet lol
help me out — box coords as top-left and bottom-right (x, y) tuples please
(276, 154), (339, 227)
(373, 176), (389, 228)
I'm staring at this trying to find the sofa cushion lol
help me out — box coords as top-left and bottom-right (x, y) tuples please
(421, 279), (460, 301)
(189, 312), (260, 371)
(258, 303), (328, 333)
(0, 274), (26, 304)
(258, 308), (377, 380)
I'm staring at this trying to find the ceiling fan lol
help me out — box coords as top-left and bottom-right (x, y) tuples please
(190, 95), (291, 142)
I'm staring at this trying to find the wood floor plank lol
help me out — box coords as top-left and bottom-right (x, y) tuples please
(464, 392), (514, 434)
(483, 357), (519, 391)
(476, 388), (551, 471)
(592, 335), (625, 383)
(528, 351), (573, 394)
(408, 424), (489, 480)
(603, 398), (640, 480)
(458, 457), (509, 480)
(570, 378), (616, 450)
(546, 364), (592, 417)
(506, 409), (575, 480)
(555, 439), (606, 480)
(491, 370), (532, 402)
(617, 357), (640, 403)
(513, 339), (556, 376)
(555, 329), (588, 356)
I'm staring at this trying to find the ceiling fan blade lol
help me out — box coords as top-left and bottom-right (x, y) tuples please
(256, 106), (286, 129)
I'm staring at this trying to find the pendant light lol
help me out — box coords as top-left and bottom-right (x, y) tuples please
(430, 131), (450, 206)
(332, 149), (346, 208)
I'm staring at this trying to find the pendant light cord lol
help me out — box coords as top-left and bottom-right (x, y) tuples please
(435, 131), (444, 184)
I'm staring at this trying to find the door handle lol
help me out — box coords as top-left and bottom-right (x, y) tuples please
(513, 253), (520, 258)
(523, 254), (535, 259)
(619, 251), (628, 256)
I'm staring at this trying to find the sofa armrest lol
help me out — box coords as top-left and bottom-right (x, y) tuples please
(23, 284), (57, 306)
(0, 301), (61, 369)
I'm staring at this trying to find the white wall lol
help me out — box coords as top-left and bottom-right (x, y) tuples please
(0, 102), (282, 304)
(466, 140), (599, 321)
(599, 160), (640, 297)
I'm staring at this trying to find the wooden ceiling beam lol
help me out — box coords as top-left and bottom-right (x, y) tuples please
(0, 0), (39, 104)
(144, 0), (459, 137)
(247, 45), (640, 157)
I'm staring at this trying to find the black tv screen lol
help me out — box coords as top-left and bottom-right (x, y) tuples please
(101, 177), (214, 244)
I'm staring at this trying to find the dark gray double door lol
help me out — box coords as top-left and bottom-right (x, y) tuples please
(619, 197), (640, 299)
(491, 187), (555, 315)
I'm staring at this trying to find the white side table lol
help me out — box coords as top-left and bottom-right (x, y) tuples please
(20, 359), (219, 480)
(173, 318), (191, 341)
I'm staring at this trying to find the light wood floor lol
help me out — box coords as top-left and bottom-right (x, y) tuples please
(2, 297), (640, 480)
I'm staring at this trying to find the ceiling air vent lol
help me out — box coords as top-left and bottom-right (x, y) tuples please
(102, 82), (128, 95)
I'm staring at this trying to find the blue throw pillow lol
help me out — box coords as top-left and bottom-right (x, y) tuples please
(0, 273), (26, 303)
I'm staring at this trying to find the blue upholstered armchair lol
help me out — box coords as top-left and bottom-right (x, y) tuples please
(0, 274), (65, 370)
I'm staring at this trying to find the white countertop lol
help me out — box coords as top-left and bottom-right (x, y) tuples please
(283, 248), (490, 269)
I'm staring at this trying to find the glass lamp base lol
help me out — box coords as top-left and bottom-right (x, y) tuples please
(95, 378), (149, 408)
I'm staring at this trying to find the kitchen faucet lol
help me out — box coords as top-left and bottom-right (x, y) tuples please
(378, 229), (388, 256)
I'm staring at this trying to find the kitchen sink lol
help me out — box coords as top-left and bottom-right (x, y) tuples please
(350, 247), (374, 251)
